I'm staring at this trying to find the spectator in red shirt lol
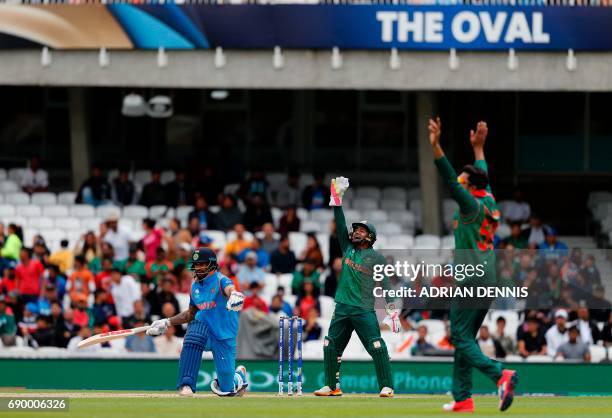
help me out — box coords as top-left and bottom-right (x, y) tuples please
(95, 257), (114, 292)
(15, 248), (44, 304)
(243, 282), (269, 313)
(72, 294), (90, 328)
(0, 267), (18, 305)
(296, 280), (320, 319)
(141, 218), (164, 262)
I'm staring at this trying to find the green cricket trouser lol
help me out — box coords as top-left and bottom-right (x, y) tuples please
(324, 302), (392, 390)
(450, 301), (503, 401)
(328, 302), (382, 352)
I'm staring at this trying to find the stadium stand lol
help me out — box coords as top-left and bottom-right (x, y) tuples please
(0, 168), (609, 363)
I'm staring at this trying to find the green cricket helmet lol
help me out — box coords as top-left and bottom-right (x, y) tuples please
(351, 220), (377, 245)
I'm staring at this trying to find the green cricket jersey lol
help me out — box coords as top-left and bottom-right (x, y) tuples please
(333, 206), (389, 310)
(435, 157), (500, 286)
(0, 311), (17, 336)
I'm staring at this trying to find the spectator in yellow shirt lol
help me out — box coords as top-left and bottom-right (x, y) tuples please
(224, 224), (252, 259)
(48, 239), (74, 274)
(1, 224), (23, 261)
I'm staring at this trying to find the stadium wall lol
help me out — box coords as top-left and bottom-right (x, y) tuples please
(3, 50), (612, 91)
(1, 358), (611, 395)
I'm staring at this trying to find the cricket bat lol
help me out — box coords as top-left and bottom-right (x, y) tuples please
(77, 326), (151, 349)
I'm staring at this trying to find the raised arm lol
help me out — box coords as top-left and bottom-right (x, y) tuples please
(428, 118), (479, 215)
(329, 177), (351, 254)
(470, 121), (492, 193)
(333, 206), (351, 254)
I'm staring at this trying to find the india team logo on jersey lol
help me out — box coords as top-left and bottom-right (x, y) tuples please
(197, 301), (217, 310)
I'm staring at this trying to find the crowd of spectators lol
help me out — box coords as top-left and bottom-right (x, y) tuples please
(400, 242), (611, 361)
(404, 305), (611, 362)
(0, 162), (610, 362)
(0, 165), (345, 354)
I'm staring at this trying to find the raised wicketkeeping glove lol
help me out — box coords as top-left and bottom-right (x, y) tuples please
(226, 291), (245, 312)
(329, 176), (349, 206)
(382, 303), (401, 333)
(146, 318), (170, 336)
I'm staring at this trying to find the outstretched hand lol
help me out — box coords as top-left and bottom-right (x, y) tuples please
(428, 117), (442, 148)
(329, 176), (349, 207)
(469, 121), (488, 149)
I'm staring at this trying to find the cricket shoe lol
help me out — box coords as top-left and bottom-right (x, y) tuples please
(314, 386), (343, 396)
(235, 365), (249, 396)
(178, 386), (194, 397)
(497, 369), (519, 412)
(379, 387), (394, 398)
(442, 398), (474, 412)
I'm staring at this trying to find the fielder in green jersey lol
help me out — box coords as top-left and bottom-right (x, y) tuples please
(429, 118), (518, 413)
(314, 177), (400, 398)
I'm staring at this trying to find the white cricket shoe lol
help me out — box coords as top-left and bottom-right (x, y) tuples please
(235, 365), (248, 396)
(178, 385), (194, 397)
(314, 385), (343, 396)
(442, 402), (455, 411)
(379, 387), (394, 398)
(442, 398), (475, 412)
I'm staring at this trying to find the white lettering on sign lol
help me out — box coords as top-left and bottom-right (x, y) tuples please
(452, 11), (480, 43)
(377, 10), (550, 46)
(532, 12), (550, 43)
(377, 11), (443, 43)
(480, 11), (507, 43)
(376, 11), (397, 43)
(397, 12), (424, 42)
(504, 12), (532, 43)
(425, 12), (444, 43)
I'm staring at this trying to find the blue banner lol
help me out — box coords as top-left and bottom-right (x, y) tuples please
(135, 5), (612, 50)
(179, 5), (610, 51)
(2, 4), (612, 51)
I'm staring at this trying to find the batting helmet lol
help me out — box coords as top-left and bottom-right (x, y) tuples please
(188, 247), (218, 281)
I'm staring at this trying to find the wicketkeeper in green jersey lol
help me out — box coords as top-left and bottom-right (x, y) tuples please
(429, 118), (518, 413)
(314, 176), (400, 398)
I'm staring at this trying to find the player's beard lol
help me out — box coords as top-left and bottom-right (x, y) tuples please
(351, 233), (369, 245)
(192, 266), (208, 282)
(192, 262), (216, 282)
(351, 236), (365, 244)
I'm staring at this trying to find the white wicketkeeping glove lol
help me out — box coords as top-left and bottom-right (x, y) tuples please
(382, 303), (401, 333)
(146, 318), (170, 336)
(226, 291), (245, 312)
(329, 176), (349, 206)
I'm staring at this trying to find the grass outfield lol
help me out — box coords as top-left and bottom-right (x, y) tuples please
(0, 392), (611, 418)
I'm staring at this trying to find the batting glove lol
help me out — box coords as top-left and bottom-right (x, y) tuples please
(382, 303), (401, 333)
(329, 176), (349, 206)
(226, 291), (245, 312)
(146, 318), (170, 336)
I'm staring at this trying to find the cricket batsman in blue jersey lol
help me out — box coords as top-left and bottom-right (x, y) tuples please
(146, 248), (248, 396)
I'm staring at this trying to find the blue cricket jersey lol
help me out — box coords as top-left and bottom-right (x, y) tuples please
(189, 272), (238, 341)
